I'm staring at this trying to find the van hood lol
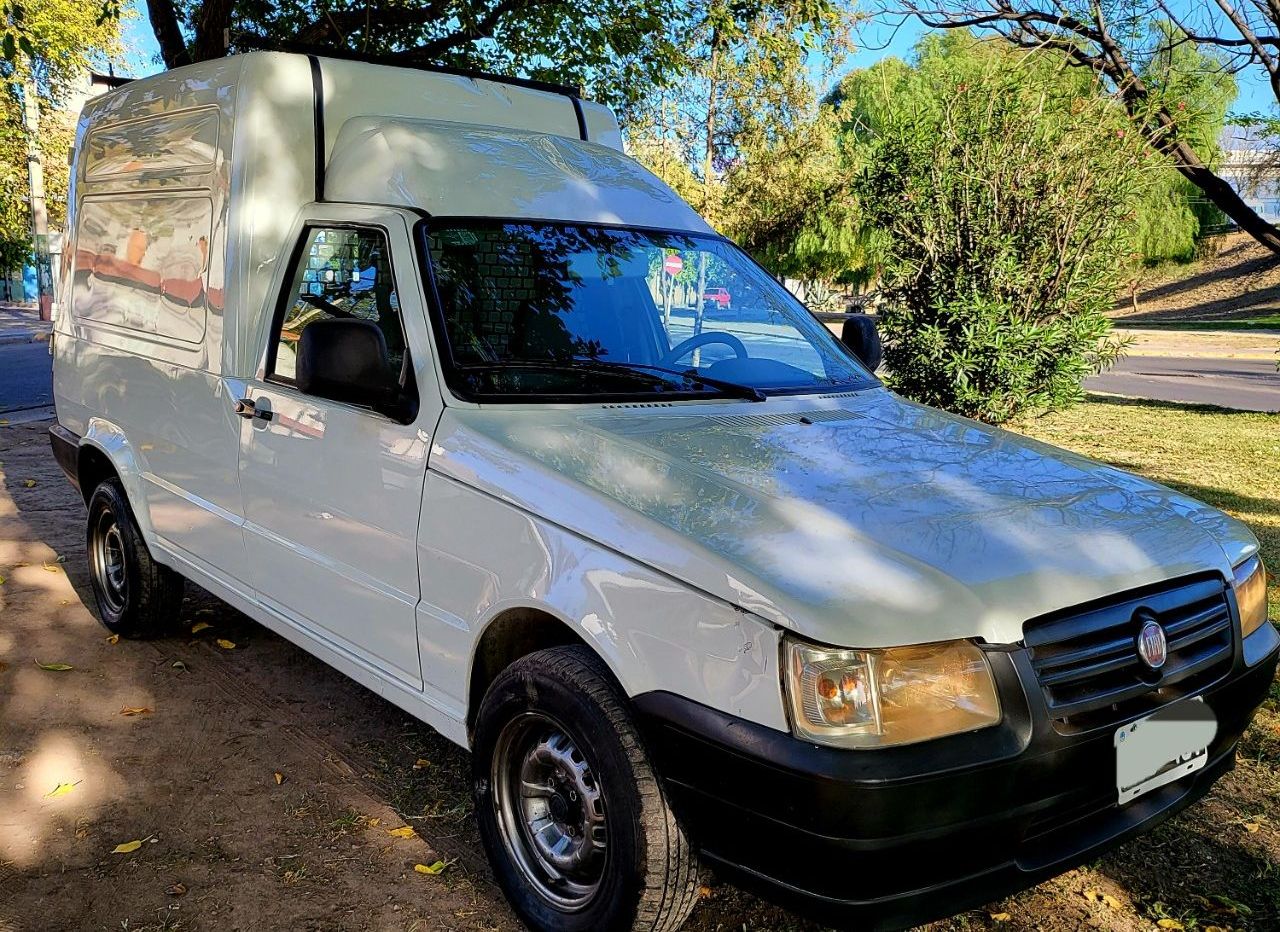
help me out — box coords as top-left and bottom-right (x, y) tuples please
(429, 389), (1257, 647)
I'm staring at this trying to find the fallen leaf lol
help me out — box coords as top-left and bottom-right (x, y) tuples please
(165, 883), (187, 896)
(190, 621), (212, 634)
(106, 634), (119, 645)
(367, 817), (381, 827)
(388, 826), (417, 839)
(45, 781), (79, 798)
(171, 660), (188, 671)
(0, 575), (5, 585)
(1243, 821), (1260, 833)
(989, 913), (1011, 922)
(413, 861), (448, 875)
(35, 661), (73, 672)
(24, 479), (35, 488)
(215, 639), (236, 650)
(112, 840), (143, 854)
(0, 661), (8, 673)
(1102, 893), (1121, 910)
(1205, 926), (1228, 932)
(119, 707), (152, 716)
(412, 758), (431, 769)
(1157, 920), (1185, 931)
(274, 772), (284, 785)
(697, 885), (713, 899)
(42, 563), (59, 573)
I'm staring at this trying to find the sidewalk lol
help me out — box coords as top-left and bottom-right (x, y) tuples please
(1112, 326), (1278, 360)
(0, 303), (51, 346)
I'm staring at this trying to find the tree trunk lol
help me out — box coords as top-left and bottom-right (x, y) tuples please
(702, 23), (720, 223)
(146, 0), (192, 67)
(193, 0), (235, 62)
(1177, 155), (1280, 252)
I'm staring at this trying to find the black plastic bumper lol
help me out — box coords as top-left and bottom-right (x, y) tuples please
(48, 424), (80, 492)
(635, 628), (1279, 931)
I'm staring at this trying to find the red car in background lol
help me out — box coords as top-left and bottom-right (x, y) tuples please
(702, 286), (731, 311)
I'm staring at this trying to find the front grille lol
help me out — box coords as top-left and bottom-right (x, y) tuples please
(1024, 575), (1234, 732)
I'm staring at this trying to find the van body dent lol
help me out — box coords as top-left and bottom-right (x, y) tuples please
(50, 52), (1279, 932)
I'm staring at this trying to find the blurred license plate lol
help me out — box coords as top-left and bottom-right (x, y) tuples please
(1115, 698), (1217, 805)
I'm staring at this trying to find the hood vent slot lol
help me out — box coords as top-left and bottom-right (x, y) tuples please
(707, 409), (863, 430)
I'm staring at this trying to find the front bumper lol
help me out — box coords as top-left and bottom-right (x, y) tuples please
(635, 623), (1279, 931)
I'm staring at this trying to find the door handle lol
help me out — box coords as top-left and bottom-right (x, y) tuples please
(234, 398), (274, 422)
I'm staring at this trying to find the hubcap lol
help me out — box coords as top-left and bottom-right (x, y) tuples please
(91, 508), (127, 615)
(492, 713), (607, 911)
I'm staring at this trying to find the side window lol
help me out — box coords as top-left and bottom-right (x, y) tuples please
(270, 226), (406, 383)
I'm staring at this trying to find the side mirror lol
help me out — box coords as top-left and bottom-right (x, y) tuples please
(840, 314), (883, 373)
(296, 318), (415, 422)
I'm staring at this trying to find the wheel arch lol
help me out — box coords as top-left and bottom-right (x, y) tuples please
(467, 605), (628, 739)
(78, 418), (154, 541)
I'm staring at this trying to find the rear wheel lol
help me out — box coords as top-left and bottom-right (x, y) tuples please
(473, 645), (700, 932)
(86, 478), (183, 638)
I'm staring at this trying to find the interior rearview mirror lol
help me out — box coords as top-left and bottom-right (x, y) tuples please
(840, 314), (883, 373)
(296, 318), (416, 422)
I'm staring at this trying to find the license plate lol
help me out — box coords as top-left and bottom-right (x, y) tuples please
(1115, 698), (1217, 805)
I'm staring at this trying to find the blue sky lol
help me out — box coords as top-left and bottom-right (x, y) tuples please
(114, 3), (1278, 117)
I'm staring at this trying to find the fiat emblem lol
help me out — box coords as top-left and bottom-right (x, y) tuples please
(1136, 617), (1168, 670)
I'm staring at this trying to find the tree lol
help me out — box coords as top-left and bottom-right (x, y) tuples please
(854, 45), (1145, 423)
(628, 1), (864, 285)
(903, 0), (1280, 255)
(831, 30), (1229, 267)
(0, 0), (120, 273)
(142, 0), (695, 109)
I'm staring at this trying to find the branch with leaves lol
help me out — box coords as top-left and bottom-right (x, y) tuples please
(901, 0), (1280, 254)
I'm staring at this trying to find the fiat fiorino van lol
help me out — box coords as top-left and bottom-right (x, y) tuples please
(49, 50), (1277, 932)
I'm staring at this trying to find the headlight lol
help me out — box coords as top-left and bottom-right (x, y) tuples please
(1233, 556), (1269, 639)
(783, 637), (1001, 748)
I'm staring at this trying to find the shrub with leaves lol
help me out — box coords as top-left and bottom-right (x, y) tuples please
(855, 53), (1149, 423)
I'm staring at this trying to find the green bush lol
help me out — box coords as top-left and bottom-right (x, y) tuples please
(855, 59), (1144, 423)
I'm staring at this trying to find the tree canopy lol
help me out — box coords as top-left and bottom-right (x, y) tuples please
(902, 0), (1280, 254)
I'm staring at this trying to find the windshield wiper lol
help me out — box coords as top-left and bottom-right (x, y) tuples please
(587, 361), (766, 402)
(459, 360), (767, 402)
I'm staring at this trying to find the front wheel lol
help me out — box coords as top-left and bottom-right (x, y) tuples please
(473, 646), (700, 932)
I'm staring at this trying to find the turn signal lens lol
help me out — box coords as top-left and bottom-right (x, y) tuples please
(1234, 557), (1269, 639)
(784, 637), (1000, 748)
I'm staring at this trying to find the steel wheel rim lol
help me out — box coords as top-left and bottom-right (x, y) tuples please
(492, 711), (608, 911)
(91, 508), (127, 615)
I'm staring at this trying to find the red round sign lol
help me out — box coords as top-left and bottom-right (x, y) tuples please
(663, 254), (683, 276)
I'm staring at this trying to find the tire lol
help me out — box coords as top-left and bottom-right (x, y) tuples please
(473, 645), (700, 932)
(86, 478), (184, 638)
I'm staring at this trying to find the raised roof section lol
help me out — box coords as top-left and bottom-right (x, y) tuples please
(324, 117), (713, 230)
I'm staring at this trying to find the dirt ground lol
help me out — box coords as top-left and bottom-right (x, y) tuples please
(1115, 233), (1280, 326)
(1, 416), (1277, 932)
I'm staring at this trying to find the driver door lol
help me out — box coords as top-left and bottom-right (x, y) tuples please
(236, 207), (439, 688)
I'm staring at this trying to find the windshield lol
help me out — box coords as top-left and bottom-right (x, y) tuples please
(423, 221), (875, 402)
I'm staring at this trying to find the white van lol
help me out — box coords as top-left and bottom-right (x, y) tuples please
(50, 51), (1276, 932)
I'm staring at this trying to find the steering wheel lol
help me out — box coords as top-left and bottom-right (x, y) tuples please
(660, 332), (748, 368)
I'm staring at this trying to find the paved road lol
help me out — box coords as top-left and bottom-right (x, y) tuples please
(1087, 354), (1280, 413)
(0, 340), (53, 414)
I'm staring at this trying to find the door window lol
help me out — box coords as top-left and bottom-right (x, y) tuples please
(270, 226), (407, 383)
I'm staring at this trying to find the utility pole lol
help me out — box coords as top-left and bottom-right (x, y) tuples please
(22, 72), (51, 321)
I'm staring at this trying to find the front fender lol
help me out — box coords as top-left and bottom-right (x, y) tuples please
(416, 472), (789, 737)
